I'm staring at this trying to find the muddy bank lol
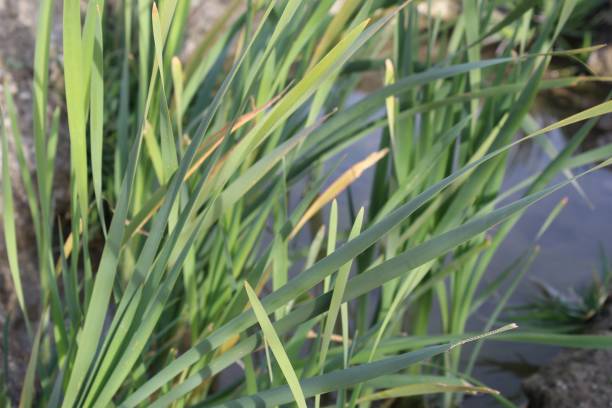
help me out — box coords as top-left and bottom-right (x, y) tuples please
(523, 300), (612, 407)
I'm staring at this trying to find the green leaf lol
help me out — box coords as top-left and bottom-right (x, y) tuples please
(318, 208), (364, 372)
(0, 109), (30, 329)
(495, 332), (612, 349)
(244, 282), (307, 408)
(18, 313), (46, 408)
(215, 343), (451, 408)
(90, 4), (106, 235)
(358, 381), (498, 402)
(63, 0), (89, 219)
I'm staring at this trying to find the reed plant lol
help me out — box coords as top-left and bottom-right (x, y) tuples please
(1, 0), (612, 407)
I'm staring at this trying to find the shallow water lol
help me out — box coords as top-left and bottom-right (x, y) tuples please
(316, 106), (612, 406)
(464, 128), (612, 406)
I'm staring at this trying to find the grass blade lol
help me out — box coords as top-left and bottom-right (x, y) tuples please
(1, 110), (30, 329)
(244, 282), (307, 408)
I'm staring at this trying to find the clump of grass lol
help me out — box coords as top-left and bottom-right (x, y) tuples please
(0, 1), (611, 407)
(510, 249), (612, 332)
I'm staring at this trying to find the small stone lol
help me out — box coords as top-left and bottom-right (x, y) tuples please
(588, 45), (612, 76)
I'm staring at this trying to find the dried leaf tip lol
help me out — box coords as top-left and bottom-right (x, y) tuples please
(450, 323), (518, 350)
(385, 58), (394, 70)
